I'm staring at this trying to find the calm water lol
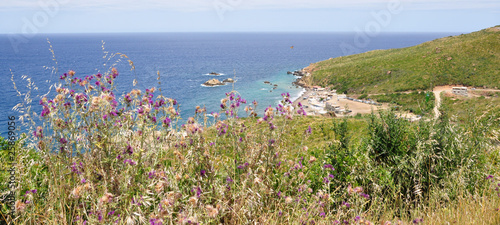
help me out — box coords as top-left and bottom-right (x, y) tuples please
(0, 32), (456, 136)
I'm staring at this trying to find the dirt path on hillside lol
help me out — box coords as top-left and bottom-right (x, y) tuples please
(431, 86), (500, 120)
(433, 90), (442, 120)
(432, 86), (455, 120)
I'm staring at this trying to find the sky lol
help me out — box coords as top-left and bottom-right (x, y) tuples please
(0, 0), (498, 33)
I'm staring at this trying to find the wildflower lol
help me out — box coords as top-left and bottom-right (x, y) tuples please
(342, 201), (350, 208)
(206, 205), (219, 218)
(200, 170), (207, 177)
(71, 186), (83, 199)
(15, 200), (26, 212)
(189, 196), (198, 205)
(413, 218), (423, 224)
(149, 218), (163, 225)
(33, 126), (43, 138)
(353, 186), (363, 194)
(99, 193), (113, 204)
(111, 68), (119, 77)
(162, 117), (171, 127)
(148, 171), (156, 179)
(285, 196), (293, 204)
(71, 162), (83, 175)
(298, 172), (305, 179)
(360, 192), (370, 199)
(83, 182), (92, 191)
(81, 178), (86, 183)
(308, 156), (316, 163)
(155, 182), (167, 194)
(323, 164), (334, 170)
(306, 126), (312, 134)
(486, 175), (494, 180)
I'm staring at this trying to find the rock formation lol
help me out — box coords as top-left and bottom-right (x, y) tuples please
(203, 79), (224, 86)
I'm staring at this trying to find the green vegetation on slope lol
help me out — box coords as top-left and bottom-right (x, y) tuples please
(309, 26), (500, 94)
(441, 94), (500, 129)
(370, 91), (435, 116)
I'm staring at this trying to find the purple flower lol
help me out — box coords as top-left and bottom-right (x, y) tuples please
(148, 171), (156, 179)
(108, 210), (115, 216)
(354, 216), (360, 222)
(306, 126), (312, 134)
(163, 117), (171, 127)
(413, 218), (423, 224)
(342, 201), (350, 208)
(360, 193), (370, 199)
(200, 170), (207, 177)
(486, 175), (494, 180)
(41, 107), (50, 117)
(71, 162), (82, 175)
(150, 218), (163, 225)
(81, 178), (86, 183)
(59, 138), (67, 144)
(196, 187), (202, 197)
(323, 164), (334, 170)
(226, 177), (233, 183)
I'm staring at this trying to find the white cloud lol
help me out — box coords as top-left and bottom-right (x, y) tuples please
(0, 0), (499, 11)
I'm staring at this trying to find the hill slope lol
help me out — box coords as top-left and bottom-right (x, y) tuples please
(307, 26), (500, 94)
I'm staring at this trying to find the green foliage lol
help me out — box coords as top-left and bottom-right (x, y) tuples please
(371, 91), (435, 115)
(360, 111), (491, 213)
(309, 27), (500, 93)
(358, 94), (368, 99)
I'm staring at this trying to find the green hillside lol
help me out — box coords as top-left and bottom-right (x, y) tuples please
(308, 26), (500, 94)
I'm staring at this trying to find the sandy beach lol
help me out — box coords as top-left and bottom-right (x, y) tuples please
(291, 81), (390, 117)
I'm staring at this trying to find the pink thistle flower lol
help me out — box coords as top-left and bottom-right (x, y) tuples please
(59, 138), (68, 144)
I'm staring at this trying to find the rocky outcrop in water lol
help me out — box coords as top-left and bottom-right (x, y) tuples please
(203, 79), (224, 86)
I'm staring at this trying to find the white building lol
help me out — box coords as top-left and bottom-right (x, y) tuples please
(452, 87), (468, 96)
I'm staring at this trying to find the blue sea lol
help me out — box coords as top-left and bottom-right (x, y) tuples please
(0, 32), (457, 136)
